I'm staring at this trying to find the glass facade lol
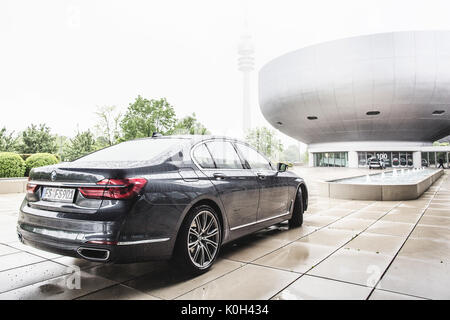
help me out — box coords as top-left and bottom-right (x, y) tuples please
(313, 152), (348, 167)
(421, 152), (449, 168)
(357, 151), (413, 168)
(312, 150), (449, 168)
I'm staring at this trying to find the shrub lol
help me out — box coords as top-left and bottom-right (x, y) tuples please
(25, 153), (59, 176)
(0, 152), (26, 178)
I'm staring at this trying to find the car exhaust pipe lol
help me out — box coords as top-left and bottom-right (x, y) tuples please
(77, 247), (110, 261)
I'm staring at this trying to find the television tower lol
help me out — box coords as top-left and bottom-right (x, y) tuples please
(237, 2), (255, 137)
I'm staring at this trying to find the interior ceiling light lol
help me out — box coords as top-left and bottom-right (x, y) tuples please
(432, 110), (445, 115)
(366, 111), (380, 116)
(307, 116), (318, 120)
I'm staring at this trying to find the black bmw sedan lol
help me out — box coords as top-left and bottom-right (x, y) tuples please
(17, 135), (308, 273)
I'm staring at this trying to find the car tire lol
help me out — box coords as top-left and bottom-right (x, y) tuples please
(173, 205), (222, 275)
(289, 188), (304, 228)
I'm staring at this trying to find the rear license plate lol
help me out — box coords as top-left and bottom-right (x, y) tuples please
(42, 187), (75, 203)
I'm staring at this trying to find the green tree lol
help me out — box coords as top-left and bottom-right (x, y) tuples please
(94, 105), (122, 147)
(0, 127), (19, 152)
(245, 127), (284, 160)
(280, 144), (300, 163)
(19, 124), (57, 154)
(172, 113), (210, 135)
(62, 130), (98, 161)
(120, 96), (176, 140)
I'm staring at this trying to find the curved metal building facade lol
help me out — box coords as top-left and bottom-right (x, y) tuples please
(259, 31), (450, 167)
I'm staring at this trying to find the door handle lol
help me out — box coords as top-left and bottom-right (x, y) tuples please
(213, 173), (226, 180)
(257, 172), (266, 180)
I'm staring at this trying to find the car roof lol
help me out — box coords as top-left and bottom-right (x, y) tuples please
(133, 135), (248, 145)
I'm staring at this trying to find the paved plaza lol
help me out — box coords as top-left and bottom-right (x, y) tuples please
(0, 167), (449, 300)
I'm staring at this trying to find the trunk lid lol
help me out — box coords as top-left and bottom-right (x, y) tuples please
(27, 162), (131, 213)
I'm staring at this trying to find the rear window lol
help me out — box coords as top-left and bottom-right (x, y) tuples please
(74, 138), (185, 162)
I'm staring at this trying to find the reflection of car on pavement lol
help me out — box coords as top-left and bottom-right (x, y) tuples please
(368, 158), (386, 169)
(392, 158), (399, 166)
(422, 159), (429, 167)
(17, 135), (309, 274)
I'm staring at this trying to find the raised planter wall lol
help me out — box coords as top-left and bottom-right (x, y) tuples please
(319, 169), (444, 201)
(0, 178), (28, 194)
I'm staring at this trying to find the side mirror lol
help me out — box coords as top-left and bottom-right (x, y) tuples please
(277, 162), (288, 172)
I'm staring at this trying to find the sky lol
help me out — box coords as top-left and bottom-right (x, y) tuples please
(2, 0), (450, 149)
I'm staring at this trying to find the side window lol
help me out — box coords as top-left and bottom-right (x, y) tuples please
(192, 143), (216, 168)
(235, 143), (273, 170)
(206, 141), (243, 169)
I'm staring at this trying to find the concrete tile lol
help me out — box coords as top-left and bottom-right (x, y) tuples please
(254, 242), (336, 273)
(410, 225), (450, 242)
(397, 238), (450, 264)
(424, 209), (450, 217)
(380, 212), (422, 224)
(52, 256), (103, 270)
(176, 264), (298, 300)
(327, 218), (373, 233)
(0, 252), (44, 272)
(308, 249), (393, 287)
(125, 259), (243, 300)
(369, 289), (425, 300)
(8, 241), (62, 259)
(418, 216), (450, 228)
(221, 237), (289, 262)
(318, 208), (354, 218)
(428, 203), (450, 210)
(350, 211), (386, 221)
(297, 228), (356, 247)
(397, 200), (429, 209)
(272, 275), (371, 300)
(365, 221), (415, 237)
(78, 284), (160, 300)
(0, 260), (70, 293)
(343, 233), (405, 256)
(0, 244), (19, 256)
(0, 271), (117, 300)
(387, 207), (424, 215)
(84, 261), (168, 282)
(357, 206), (391, 213)
(303, 215), (338, 228)
(336, 201), (373, 210)
(378, 256), (450, 299)
(253, 224), (316, 242)
(368, 201), (400, 209)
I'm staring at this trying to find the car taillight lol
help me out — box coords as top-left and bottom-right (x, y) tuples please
(79, 178), (147, 200)
(26, 183), (38, 194)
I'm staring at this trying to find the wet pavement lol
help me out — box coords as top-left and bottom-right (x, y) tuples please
(0, 167), (449, 300)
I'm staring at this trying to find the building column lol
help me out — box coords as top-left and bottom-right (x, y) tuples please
(308, 152), (314, 167)
(348, 151), (358, 168)
(413, 151), (421, 168)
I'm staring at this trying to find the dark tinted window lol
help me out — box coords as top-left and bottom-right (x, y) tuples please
(206, 141), (243, 169)
(235, 143), (272, 170)
(75, 138), (184, 162)
(193, 143), (216, 168)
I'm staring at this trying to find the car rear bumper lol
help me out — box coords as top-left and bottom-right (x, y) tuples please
(18, 202), (173, 263)
(17, 224), (172, 263)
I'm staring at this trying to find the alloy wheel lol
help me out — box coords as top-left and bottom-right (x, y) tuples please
(187, 210), (220, 269)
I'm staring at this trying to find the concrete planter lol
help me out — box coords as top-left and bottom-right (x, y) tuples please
(319, 169), (444, 201)
(0, 178), (28, 194)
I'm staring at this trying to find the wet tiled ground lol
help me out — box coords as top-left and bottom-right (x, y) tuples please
(0, 167), (449, 300)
